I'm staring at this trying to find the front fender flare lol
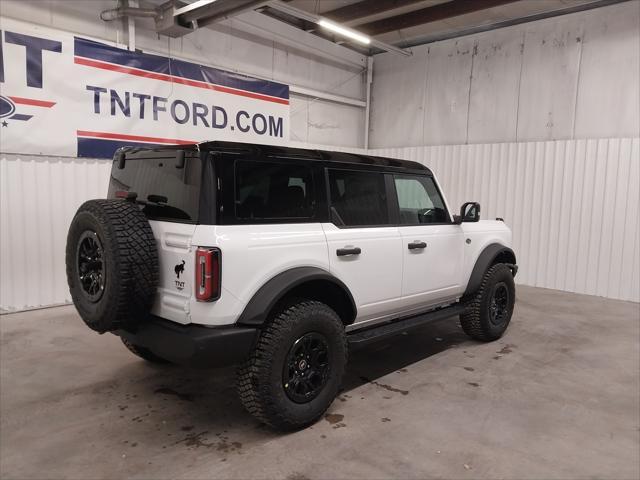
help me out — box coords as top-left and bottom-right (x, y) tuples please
(236, 267), (356, 327)
(463, 244), (517, 296)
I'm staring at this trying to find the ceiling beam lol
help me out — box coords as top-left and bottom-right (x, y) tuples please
(358, 0), (520, 36)
(267, 1), (412, 56)
(391, 0), (631, 49)
(323, 0), (427, 23)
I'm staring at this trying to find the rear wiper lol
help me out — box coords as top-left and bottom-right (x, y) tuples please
(114, 191), (191, 221)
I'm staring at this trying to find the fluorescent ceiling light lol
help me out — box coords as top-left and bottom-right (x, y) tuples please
(317, 19), (371, 45)
(173, 0), (219, 17)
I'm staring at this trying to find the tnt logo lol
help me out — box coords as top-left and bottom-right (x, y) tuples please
(0, 30), (61, 127)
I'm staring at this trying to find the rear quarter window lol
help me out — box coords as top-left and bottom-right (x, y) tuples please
(234, 160), (315, 220)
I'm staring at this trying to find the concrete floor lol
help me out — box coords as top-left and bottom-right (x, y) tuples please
(1, 286), (638, 480)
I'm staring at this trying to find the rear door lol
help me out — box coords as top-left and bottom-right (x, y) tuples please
(392, 174), (464, 310)
(108, 151), (203, 325)
(323, 168), (402, 324)
(148, 221), (196, 324)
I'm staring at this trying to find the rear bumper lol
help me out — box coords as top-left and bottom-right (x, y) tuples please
(115, 317), (258, 367)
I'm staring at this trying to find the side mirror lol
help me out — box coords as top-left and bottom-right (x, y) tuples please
(454, 202), (481, 224)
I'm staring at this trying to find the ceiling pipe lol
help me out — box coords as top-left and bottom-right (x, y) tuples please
(100, 6), (159, 22)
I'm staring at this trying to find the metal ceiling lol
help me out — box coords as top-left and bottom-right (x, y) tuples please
(269, 0), (631, 54)
(115, 0), (632, 55)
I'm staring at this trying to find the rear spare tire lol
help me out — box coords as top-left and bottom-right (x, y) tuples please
(66, 199), (158, 333)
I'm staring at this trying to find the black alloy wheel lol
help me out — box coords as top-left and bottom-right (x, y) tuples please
(459, 263), (516, 342)
(489, 282), (509, 326)
(76, 230), (105, 302)
(283, 332), (330, 403)
(237, 300), (347, 430)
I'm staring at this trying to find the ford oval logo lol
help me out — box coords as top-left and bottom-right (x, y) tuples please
(0, 96), (16, 119)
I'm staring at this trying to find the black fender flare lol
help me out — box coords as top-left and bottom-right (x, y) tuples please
(463, 243), (517, 296)
(236, 267), (357, 326)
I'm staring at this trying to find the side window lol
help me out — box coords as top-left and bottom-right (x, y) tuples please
(328, 169), (389, 226)
(394, 175), (450, 224)
(235, 160), (314, 219)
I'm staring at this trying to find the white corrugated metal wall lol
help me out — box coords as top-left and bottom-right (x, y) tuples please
(2, 137), (638, 312)
(372, 138), (640, 303)
(0, 156), (112, 312)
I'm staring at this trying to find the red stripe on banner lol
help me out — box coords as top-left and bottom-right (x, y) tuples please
(74, 56), (290, 106)
(9, 96), (56, 107)
(76, 130), (197, 145)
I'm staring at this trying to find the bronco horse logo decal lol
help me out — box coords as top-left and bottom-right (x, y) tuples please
(174, 260), (185, 279)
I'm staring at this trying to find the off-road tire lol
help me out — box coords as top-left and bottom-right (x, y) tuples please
(460, 263), (515, 341)
(121, 338), (170, 364)
(237, 300), (347, 431)
(66, 199), (158, 333)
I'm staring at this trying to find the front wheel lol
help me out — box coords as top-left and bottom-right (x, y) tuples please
(460, 263), (516, 341)
(236, 300), (347, 431)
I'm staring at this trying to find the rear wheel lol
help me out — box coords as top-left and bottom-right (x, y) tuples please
(121, 338), (170, 364)
(460, 263), (515, 341)
(237, 300), (347, 431)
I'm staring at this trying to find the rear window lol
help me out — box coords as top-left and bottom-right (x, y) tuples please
(108, 155), (202, 223)
(235, 160), (315, 220)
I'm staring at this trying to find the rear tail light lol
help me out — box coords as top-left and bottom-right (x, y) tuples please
(195, 247), (221, 301)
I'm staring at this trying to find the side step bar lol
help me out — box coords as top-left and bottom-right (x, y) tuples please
(347, 303), (466, 346)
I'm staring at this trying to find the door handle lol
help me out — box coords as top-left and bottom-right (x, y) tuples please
(337, 246), (361, 257)
(408, 241), (427, 250)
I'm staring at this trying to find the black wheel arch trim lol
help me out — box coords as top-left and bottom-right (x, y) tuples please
(464, 243), (517, 297)
(236, 267), (357, 327)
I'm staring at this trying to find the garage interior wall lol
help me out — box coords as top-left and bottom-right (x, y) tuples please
(369, 1), (640, 148)
(371, 138), (640, 303)
(1, 1), (639, 311)
(368, 1), (640, 304)
(0, 0), (368, 312)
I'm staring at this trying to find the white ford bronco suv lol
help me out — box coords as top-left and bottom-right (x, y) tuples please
(66, 141), (517, 430)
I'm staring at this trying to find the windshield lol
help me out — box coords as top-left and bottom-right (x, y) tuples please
(107, 154), (202, 223)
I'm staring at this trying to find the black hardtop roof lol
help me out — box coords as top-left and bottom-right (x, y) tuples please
(119, 140), (431, 174)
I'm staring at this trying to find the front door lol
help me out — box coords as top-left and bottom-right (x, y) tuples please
(323, 168), (402, 324)
(392, 174), (464, 310)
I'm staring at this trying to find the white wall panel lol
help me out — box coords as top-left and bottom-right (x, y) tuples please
(467, 28), (523, 144)
(573, 3), (640, 139)
(369, 1), (640, 148)
(372, 138), (640, 303)
(516, 15), (583, 140)
(0, 156), (112, 312)
(423, 38), (475, 145)
(369, 46), (429, 146)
